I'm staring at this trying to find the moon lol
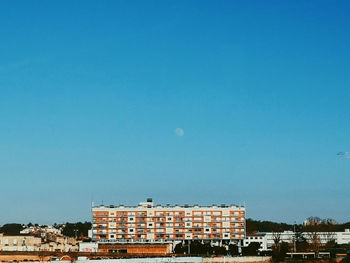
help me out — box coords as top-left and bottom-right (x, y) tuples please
(175, 128), (185, 136)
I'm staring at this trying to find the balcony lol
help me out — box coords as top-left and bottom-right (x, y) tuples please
(94, 226), (108, 230)
(93, 215), (109, 218)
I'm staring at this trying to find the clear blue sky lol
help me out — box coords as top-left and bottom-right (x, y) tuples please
(0, 0), (349, 225)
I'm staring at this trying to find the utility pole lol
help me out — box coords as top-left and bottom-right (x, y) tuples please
(293, 221), (297, 253)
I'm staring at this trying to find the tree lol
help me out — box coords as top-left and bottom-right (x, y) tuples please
(0, 224), (23, 235)
(294, 224), (306, 252)
(61, 222), (92, 239)
(303, 216), (337, 257)
(174, 243), (186, 254)
(303, 217), (323, 257)
(212, 246), (227, 255)
(203, 242), (213, 256)
(228, 244), (239, 256)
(340, 256), (350, 263)
(272, 232), (282, 250)
(321, 218), (337, 245)
(242, 242), (260, 256)
(272, 242), (289, 262)
(325, 240), (337, 250)
(271, 225), (283, 254)
(246, 219), (293, 234)
(189, 240), (206, 255)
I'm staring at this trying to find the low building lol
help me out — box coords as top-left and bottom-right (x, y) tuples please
(0, 233), (78, 252)
(98, 242), (172, 255)
(0, 233), (41, 251)
(243, 234), (268, 251)
(336, 229), (350, 245)
(79, 242), (98, 252)
(20, 225), (62, 235)
(79, 241), (171, 255)
(41, 235), (78, 252)
(244, 229), (350, 251)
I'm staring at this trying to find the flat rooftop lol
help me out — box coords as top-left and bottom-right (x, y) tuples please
(92, 201), (244, 209)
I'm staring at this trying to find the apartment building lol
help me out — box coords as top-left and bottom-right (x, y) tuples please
(92, 199), (245, 242)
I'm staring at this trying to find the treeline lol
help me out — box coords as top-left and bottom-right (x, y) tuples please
(246, 219), (293, 233)
(0, 224), (23, 235)
(1, 217), (349, 237)
(61, 222), (91, 238)
(0, 222), (91, 238)
(246, 217), (350, 234)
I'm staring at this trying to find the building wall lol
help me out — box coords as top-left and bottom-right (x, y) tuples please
(78, 257), (203, 263)
(0, 233), (78, 252)
(76, 257), (271, 263)
(92, 200), (245, 242)
(0, 255), (51, 262)
(264, 230), (350, 247)
(335, 229), (350, 244)
(244, 235), (268, 251)
(98, 243), (172, 254)
(80, 242), (99, 252)
(0, 234), (41, 251)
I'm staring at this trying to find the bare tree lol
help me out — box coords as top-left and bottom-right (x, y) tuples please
(321, 218), (337, 249)
(304, 217), (322, 257)
(306, 232), (322, 257)
(272, 232), (281, 251)
(303, 217), (337, 257)
(271, 225), (283, 253)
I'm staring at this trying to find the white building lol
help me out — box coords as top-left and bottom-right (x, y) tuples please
(244, 229), (350, 251)
(79, 242), (98, 252)
(20, 225), (61, 235)
(335, 229), (350, 244)
(243, 235), (268, 251)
